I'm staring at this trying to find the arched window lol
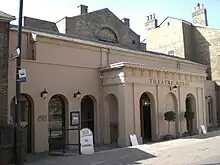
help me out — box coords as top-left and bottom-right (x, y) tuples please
(97, 27), (118, 43)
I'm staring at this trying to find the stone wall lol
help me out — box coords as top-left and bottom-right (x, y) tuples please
(182, 23), (194, 61)
(0, 21), (9, 124)
(65, 8), (141, 50)
(193, 26), (220, 83)
(146, 18), (185, 58)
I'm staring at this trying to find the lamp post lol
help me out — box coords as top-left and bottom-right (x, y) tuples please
(14, 0), (24, 165)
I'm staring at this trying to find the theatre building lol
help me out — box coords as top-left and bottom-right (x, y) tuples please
(0, 5), (214, 153)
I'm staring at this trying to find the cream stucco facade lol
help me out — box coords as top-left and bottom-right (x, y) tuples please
(6, 26), (211, 153)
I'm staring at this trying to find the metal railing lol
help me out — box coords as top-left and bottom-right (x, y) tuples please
(48, 127), (81, 155)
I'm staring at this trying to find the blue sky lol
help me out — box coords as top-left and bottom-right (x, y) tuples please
(0, 0), (219, 40)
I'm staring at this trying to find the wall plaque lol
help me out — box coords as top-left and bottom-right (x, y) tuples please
(37, 115), (47, 122)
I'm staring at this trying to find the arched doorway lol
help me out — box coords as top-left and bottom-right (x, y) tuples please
(48, 95), (67, 150)
(140, 92), (152, 142)
(185, 94), (197, 133)
(81, 95), (95, 141)
(10, 94), (34, 153)
(165, 93), (178, 136)
(106, 94), (119, 145)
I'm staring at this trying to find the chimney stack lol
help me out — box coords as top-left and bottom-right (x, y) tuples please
(79, 4), (88, 15)
(145, 13), (158, 31)
(192, 3), (208, 26)
(123, 18), (130, 27)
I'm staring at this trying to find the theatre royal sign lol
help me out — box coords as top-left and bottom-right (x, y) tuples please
(149, 79), (188, 86)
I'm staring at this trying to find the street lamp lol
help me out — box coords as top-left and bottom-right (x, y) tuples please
(14, 0), (24, 165)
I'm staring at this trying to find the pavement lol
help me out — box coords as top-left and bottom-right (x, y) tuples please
(25, 131), (220, 165)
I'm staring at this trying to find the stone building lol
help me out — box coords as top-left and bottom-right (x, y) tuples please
(0, 5), (209, 153)
(146, 3), (220, 127)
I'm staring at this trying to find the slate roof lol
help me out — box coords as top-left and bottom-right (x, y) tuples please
(0, 11), (15, 21)
(10, 24), (206, 67)
(158, 16), (192, 27)
(23, 16), (59, 32)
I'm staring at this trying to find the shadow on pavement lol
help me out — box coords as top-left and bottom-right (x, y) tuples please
(182, 130), (220, 140)
(25, 147), (156, 165)
(201, 163), (220, 165)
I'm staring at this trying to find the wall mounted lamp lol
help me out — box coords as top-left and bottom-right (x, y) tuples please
(40, 88), (48, 99)
(144, 100), (151, 106)
(74, 90), (81, 99)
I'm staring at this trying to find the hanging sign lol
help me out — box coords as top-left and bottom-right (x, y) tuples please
(19, 68), (27, 83)
(9, 48), (20, 59)
(80, 128), (94, 155)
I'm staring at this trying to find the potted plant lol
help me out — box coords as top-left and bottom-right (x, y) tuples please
(184, 111), (195, 136)
(164, 111), (177, 140)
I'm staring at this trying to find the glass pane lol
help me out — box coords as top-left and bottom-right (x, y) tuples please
(48, 96), (64, 138)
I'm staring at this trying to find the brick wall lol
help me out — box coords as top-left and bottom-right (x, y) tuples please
(0, 21), (9, 124)
(65, 8), (141, 50)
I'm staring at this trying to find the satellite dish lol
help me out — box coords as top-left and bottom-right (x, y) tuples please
(8, 48), (20, 60)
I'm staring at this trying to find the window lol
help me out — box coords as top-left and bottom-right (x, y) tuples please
(208, 98), (213, 124)
(97, 27), (118, 44)
(168, 50), (175, 56)
(132, 40), (136, 44)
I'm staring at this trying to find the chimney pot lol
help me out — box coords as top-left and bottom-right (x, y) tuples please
(150, 15), (153, 20)
(197, 3), (200, 9)
(79, 4), (88, 15)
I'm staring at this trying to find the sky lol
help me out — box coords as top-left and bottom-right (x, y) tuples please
(0, 0), (219, 40)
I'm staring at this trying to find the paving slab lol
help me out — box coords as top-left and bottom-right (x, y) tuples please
(25, 130), (220, 165)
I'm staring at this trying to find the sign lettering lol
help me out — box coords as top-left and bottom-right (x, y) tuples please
(149, 79), (188, 86)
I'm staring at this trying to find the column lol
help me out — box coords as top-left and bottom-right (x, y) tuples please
(117, 84), (134, 147)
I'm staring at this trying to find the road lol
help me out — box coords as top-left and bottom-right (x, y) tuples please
(26, 132), (220, 165)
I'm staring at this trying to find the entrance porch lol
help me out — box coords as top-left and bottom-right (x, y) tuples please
(99, 61), (207, 147)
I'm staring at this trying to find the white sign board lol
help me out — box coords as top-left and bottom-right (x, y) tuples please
(201, 125), (207, 134)
(80, 128), (94, 155)
(9, 48), (20, 59)
(129, 134), (139, 146)
(18, 68), (27, 83)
